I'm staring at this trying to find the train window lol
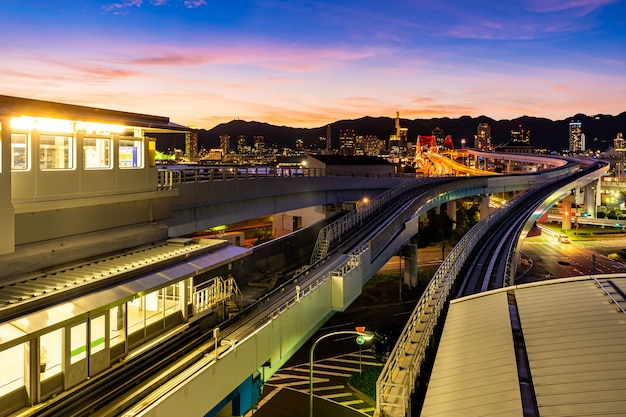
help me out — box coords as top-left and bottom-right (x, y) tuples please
(40, 134), (74, 170)
(11, 133), (29, 170)
(40, 329), (62, 380)
(0, 344), (25, 395)
(83, 137), (111, 169)
(119, 138), (143, 169)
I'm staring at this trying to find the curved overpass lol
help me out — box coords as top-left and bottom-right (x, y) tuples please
(125, 154), (602, 417)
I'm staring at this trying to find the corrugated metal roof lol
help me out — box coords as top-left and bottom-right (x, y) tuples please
(421, 291), (523, 416)
(420, 276), (626, 417)
(516, 277), (626, 416)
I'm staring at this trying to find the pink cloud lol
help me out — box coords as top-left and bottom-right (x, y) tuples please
(101, 0), (143, 13)
(522, 0), (616, 14)
(183, 0), (207, 7)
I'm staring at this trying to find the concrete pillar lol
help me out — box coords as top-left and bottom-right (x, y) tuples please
(561, 194), (576, 230)
(480, 194), (490, 219)
(585, 183), (597, 217)
(595, 179), (602, 217)
(447, 200), (457, 229)
(403, 244), (418, 288)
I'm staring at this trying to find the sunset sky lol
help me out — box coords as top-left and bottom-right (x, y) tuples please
(1, 0), (625, 129)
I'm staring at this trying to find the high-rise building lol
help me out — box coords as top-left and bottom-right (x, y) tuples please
(237, 135), (246, 154)
(219, 134), (230, 155)
(615, 133), (625, 151)
(254, 135), (265, 153)
(432, 127), (445, 148)
(569, 121), (584, 152)
(389, 112), (408, 157)
(326, 125), (332, 151)
(475, 123), (491, 150)
(510, 124), (530, 145)
(339, 129), (356, 156)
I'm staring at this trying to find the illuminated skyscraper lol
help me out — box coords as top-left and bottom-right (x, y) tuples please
(475, 123), (491, 150)
(510, 124), (530, 145)
(569, 121), (584, 152)
(339, 129), (356, 156)
(615, 132), (625, 151)
(389, 112), (408, 157)
(432, 126), (445, 148)
(219, 134), (230, 155)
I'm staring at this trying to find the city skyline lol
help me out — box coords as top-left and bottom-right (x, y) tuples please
(1, 0), (625, 129)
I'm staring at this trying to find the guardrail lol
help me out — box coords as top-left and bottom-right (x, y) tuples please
(374, 203), (507, 417)
(157, 165), (422, 190)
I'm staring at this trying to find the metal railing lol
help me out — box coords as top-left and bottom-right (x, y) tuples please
(158, 165), (419, 190)
(192, 276), (242, 315)
(374, 203), (511, 417)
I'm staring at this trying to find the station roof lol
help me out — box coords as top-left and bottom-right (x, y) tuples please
(420, 275), (626, 417)
(0, 94), (191, 133)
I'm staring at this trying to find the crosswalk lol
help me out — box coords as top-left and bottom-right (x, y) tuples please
(262, 351), (382, 416)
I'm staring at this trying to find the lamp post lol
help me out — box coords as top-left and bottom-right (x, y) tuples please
(309, 328), (374, 417)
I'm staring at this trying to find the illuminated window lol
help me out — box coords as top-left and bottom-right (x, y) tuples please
(0, 343), (25, 395)
(11, 133), (29, 170)
(40, 329), (62, 380)
(109, 305), (125, 347)
(40, 135), (74, 170)
(119, 138), (143, 168)
(83, 137), (111, 169)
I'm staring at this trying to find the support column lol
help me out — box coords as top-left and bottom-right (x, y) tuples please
(403, 244), (418, 288)
(480, 194), (490, 219)
(585, 182), (597, 217)
(447, 200), (457, 229)
(561, 194), (576, 230)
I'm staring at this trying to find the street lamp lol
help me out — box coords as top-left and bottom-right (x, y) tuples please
(309, 328), (374, 417)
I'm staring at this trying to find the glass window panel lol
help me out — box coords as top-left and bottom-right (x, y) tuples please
(127, 298), (144, 336)
(84, 137), (111, 169)
(109, 305), (125, 347)
(119, 138), (143, 168)
(0, 343), (25, 395)
(11, 133), (29, 170)
(90, 315), (106, 354)
(41, 329), (62, 380)
(40, 135), (73, 170)
(145, 291), (163, 327)
(70, 323), (87, 364)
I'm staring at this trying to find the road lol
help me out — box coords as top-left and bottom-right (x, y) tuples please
(517, 231), (626, 284)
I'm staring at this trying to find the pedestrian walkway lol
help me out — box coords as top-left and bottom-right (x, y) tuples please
(245, 351), (381, 416)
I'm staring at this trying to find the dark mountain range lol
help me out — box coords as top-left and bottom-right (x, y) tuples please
(157, 113), (626, 153)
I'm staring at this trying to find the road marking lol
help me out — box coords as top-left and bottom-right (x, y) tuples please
(322, 392), (353, 399)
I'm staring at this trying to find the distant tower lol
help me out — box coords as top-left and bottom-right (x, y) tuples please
(615, 132), (625, 151)
(326, 125), (332, 150)
(389, 112), (408, 157)
(569, 121), (584, 153)
(219, 134), (230, 155)
(185, 129), (198, 161)
(432, 127), (445, 148)
(510, 124), (530, 145)
(475, 123), (491, 150)
(254, 135), (265, 153)
(237, 135), (246, 154)
(339, 129), (356, 156)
